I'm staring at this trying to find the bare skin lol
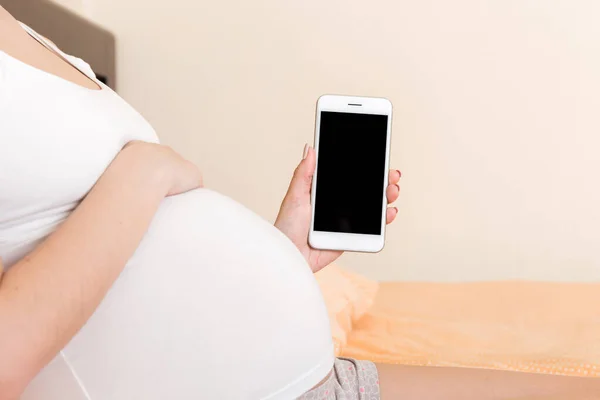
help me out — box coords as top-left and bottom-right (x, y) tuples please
(1, 5), (599, 399)
(377, 364), (600, 400)
(0, 8), (99, 91)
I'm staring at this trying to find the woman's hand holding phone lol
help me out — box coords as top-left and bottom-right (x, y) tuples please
(275, 144), (401, 274)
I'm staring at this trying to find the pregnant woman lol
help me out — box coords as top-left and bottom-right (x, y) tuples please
(1, 6), (599, 400)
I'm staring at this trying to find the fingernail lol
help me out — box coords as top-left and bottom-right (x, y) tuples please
(302, 143), (309, 160)
(397, 170), (402, 178)
(395, 184), (400, 191)
(394, 207), (398, 213)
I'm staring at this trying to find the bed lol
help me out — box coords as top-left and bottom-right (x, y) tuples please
(317, 266), (600, 378)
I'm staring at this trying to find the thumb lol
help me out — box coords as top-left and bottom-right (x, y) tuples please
(289, 144), (316, 198)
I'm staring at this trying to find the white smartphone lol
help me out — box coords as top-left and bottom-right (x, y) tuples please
(309, 94), (393, 253)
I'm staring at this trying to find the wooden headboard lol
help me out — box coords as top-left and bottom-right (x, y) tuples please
(1, 0), (117, 90)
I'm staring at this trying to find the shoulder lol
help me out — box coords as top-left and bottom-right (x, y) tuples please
(20, 22), (96, 79)
(38, 34), (57, 48)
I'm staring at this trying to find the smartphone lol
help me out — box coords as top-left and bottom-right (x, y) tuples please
(309, 94), (393, 253)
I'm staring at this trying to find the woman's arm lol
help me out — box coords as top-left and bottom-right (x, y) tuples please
(0, 143), (202, 399)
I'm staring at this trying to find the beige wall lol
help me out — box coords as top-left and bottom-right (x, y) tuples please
(86, 0), (600, 281)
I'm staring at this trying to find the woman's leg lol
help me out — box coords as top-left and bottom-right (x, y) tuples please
(377, 363), (600, 400)
(298, 358), (380, 399)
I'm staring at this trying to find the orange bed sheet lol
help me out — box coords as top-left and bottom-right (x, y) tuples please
(339, 281), (600, 377)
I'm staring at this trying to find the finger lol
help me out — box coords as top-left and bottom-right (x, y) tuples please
(389, 169), (401, 185)
(386, 183), (400, 204)
(386, 207), (398, 224)
(287, 144), (316, 199)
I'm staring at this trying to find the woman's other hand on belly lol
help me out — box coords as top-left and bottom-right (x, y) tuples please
(121, 141), (203, 195)
(275, 144), (402, 273)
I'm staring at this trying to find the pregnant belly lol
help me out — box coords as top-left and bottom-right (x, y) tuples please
(56, 189), (334, 399)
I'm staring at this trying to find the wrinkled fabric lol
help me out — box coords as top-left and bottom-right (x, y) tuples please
(298, 358), (380, 400)
(340, 281), (600, 377)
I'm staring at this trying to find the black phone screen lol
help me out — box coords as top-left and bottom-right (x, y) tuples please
(313, 111), (389, 235)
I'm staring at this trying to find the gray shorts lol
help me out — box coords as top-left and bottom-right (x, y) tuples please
(297, 358), (381, 400)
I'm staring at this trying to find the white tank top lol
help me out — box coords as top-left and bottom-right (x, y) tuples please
(1, 24), (333, 399)
(0, 23), (160, 268)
